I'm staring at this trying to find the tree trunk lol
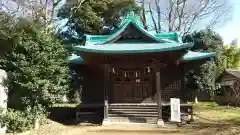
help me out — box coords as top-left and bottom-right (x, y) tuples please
(155, 0), (161, 32)
(141, 1), (148, 30)
(168, 0), (174, 32)
(149, 3), (158, 32)
(195, 90), (198, 103)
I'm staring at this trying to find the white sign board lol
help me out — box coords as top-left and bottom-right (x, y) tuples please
(170, 98), (181, 122)
(0, 69), (7, 134)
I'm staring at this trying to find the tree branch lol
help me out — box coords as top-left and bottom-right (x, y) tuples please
(148, 2), (158, 33)
(155, 0), (161, 32)
(140, 1), (148, 30)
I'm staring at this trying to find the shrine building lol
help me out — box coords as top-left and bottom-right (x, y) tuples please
(69, 12), (216, 125)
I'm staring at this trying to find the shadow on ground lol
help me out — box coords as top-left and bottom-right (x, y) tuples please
(48, 106), (102, 126)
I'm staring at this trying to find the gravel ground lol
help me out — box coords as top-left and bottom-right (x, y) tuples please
(3, 104), (240, 135)
(31, 123), (240, 135)
(3, 120), (240, 135)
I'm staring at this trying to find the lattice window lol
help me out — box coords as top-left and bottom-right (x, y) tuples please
(162, 80), (181, 101)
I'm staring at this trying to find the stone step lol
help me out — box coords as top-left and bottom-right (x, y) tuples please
(109, 104), (157, 106)
(108, 113), (158, 117)
(109, 111), (158, 114)
(108, 104), (159, 122)
(107, 117), (158, 124)
(109, 106), (158, 109)
(109, 108), (157, 111)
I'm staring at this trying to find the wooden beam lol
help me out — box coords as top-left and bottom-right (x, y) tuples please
(154, 62), (165, 126)
(156, 71), (161, 119)
(103, 63), (109, 122)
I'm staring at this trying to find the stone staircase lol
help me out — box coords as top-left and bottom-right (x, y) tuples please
(108, 104), (158, 124)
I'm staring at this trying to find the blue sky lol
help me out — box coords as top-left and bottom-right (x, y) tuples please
(216, 0), (240, 45)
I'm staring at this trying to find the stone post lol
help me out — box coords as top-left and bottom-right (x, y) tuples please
(0, 69), (7, 134)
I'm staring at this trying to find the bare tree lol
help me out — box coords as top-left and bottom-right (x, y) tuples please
(0, 0), (22, 15)
(1, 0), (63, 29)
(140, 0), (148, 30)
(137, 0), (232, 35)
(148, 2), (158, 32)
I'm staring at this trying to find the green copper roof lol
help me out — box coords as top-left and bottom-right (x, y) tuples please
(183, 51), (217, 61)
(119, 11), (144, 29)
(69, 54), (84, 63)
(84, 12), (183, 45)
(73, 43), (193, 54)
(85, 32), (183, 45)
(85, 35), (110, 45)
(98, 20), (169, 44)
(69, 50), (216, 64)
(154, 32), (183, 43)
(70, 11), (216, 64)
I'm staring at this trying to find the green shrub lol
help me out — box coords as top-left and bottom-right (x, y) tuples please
(0, 106), (49, 133)
(0, 109), (33, 133)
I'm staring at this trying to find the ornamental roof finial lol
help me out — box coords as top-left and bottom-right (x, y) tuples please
(125, 8), (136, 20)
(128, 8), (135, 16)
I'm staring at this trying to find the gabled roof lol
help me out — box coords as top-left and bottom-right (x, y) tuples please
(70, 11), (216, 64)
(216, 68), (240, 84)
(85, 12), (183, 45)
(225, 69), (240, 79)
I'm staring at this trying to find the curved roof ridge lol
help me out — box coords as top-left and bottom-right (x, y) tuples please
(98, 20), (169, 44)
(85, 34), (111, 45)
(154, 32), (183, 43)
(119, 11), (144, 29)
(85, 12), (183, 45)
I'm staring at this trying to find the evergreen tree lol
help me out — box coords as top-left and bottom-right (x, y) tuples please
(222, 39), (240, 69)
(0, 19), (69, 109)
(184, 30), (224, 94)
(57, 0), (140, 45)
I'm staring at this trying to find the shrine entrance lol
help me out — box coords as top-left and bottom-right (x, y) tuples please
(111, 66), (153, 103)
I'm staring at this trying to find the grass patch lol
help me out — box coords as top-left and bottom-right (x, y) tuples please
(194, 102), (218, 107)
(193, 102), (240, 126)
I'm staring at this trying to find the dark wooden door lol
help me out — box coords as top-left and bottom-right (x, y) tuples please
(132, 83), (143, 101)
(112, 67), (152, 103)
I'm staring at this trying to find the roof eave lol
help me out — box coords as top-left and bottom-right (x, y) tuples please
(73, 43), (193, 54)
(182, 52), (217, 61)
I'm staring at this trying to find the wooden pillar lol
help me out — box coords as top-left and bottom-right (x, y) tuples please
(103, 63), (109, 124)
(154, 62), (165, 126)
